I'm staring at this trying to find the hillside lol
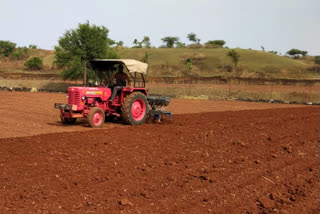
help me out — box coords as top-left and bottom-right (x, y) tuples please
(118, 48), (317, 79)
(0, 49), (57, 74)
(0, 48), (318, 80)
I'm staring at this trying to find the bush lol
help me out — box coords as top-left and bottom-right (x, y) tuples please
(0, 40), (16, 57)
(29, 44), (37, 49)
(24, 57), (43, 70)
(176, 41), (186, 48)
(10, 47), (29, 60)
(286, 49), (308, 58)
(204, 43), (222, 49)
(227, 49), (240, 70)
(161, 37), (179, 48)
(187, 43), (202, 49)
(205, 40), (226, 47)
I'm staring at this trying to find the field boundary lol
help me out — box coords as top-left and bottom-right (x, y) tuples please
(1, 72), (319, 86)
(147, 76), (320, 86)
(0, 86), (318, 106)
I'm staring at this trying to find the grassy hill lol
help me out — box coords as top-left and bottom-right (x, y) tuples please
(0, 49), (57, 74)
(117, 48), (318, 79)
(0, 48), (318, 80)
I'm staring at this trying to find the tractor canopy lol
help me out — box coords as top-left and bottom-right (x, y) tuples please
(91, 59), (148, 74)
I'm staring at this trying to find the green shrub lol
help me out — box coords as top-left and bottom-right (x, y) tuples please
(187, 43), (202, 49)
(10, 47), (29, 60)
(185, 58), (192, 73)
(206, 40), (226, 47)
(227, 49), (240, 70)
(24, 57), (43, 70)
(176, 41), (186, 48)
(29, 44), (37, 49)
(0, 40), (16, 57)
(204, 43), (222, 49)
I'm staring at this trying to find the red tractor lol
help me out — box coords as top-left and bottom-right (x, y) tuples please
(54, 59), (171, 128)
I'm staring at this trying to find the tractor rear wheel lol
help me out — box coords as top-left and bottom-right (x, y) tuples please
(88, 107), (105, 128)
(121, 92), (148, 125)
(60, 115), (77, 124)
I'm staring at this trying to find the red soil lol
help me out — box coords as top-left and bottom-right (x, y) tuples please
(0, 91), (318, 213)
(0, 91), (305, 139)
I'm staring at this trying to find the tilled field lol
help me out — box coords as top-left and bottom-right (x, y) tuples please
(0, 98), (319, 213)
(0, 91), (304, 139)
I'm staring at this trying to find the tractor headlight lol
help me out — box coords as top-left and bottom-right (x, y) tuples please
(81, 95), (86, 100)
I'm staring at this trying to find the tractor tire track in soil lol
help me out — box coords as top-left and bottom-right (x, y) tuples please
(0, 107), (319, 213)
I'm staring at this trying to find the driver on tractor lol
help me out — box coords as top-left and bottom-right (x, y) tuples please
(109, 64), (130, 102)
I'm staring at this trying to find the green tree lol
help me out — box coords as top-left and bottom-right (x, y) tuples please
(287, 49), (301, 56)
(133, 39), (138, 46)
(206, 40), (226, 47)
(116, 41), (124, 47)
(176, 41), (186, 48)
(286, 49), (307, 58)
(54, 22), (118, 81)
(24, 57), (43, 70)
(161, 36), (179, 48)
(28, 44), (37, 49)
(0, 40), (16, 57)
(227, 49), (240, 71)
(301, 51), (308, 57)
(187, 33), (200, 44)
(142, 36), (151, 48)
(315, 56), (320, 65)
(133, 38), (142, 48)
(268, 50), (278, 55)
(11, 46), (29, 60)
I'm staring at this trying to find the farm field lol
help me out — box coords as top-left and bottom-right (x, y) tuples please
(0, 91), (307, 139)
(0, 91), (319, 213)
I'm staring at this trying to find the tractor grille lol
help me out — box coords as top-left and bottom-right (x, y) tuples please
(68, 91), (81, 105)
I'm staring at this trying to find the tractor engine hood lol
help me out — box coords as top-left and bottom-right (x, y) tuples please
(68, 87), (112, 103)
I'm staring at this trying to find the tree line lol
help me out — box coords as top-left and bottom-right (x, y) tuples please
(130, 33), (226, 49)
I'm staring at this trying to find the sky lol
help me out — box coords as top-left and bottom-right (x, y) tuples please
(0, 0), (319, 55)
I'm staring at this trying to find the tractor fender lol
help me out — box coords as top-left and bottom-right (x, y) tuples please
(122, 87), (148, 96)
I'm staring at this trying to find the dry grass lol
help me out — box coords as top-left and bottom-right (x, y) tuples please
(0, 79), (318, 104)
(0, 80), (76, 91)
(147, 84), (319, 103)
(118, 48), (318, 79)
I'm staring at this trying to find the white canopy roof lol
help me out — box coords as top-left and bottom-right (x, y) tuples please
(92, 59), (148, 74)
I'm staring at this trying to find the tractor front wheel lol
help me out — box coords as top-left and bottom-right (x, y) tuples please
(88, 107), (105, 128)
(121, 92), (148, 125)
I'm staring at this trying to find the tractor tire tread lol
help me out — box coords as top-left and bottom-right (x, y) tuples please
(88, 107), (105, 128)
(121, 92), (148, 125)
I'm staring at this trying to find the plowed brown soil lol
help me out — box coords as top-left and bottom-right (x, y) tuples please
(0, 92), (319, 213)
(0, 91), (305, 139)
